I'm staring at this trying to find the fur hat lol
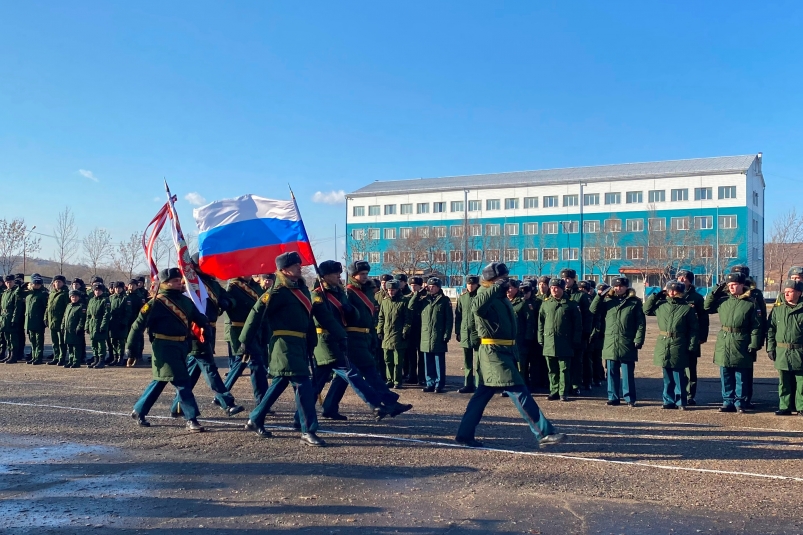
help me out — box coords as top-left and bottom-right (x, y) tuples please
(559, 268), (576, 279)
(481, 262), (509, 281)
(466, 275), (479, 285)
(385, 280), (400, 290)
(348, 260), (371, 276)
(427, 277), (442, 287)
(69, 289), (82, 298)
(53, 275), (67, 283)
(783, 279), (803, 292)
(394, 273), (408, 282)
(410, 276), (424, 285)
(549, 278), (565, 289)
(318, 260), (343, 277)
(276, 251), (302, 270)
(537, 276), (551, 284)
(4, 275), (16, 282)
(724, 272), (746, 285)
(380, 274), (393, 282)
(730, 265), (750, 276)
(676, 269), (694, 282)
(158, 267), (182, 283)
(612, 277), (630, 287)
(788, 266), (803, 277)
(664, 279), (684, 292)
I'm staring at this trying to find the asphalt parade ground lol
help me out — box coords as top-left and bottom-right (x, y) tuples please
(1, 313), (802, 535)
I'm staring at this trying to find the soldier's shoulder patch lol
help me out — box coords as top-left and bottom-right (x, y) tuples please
(313, 295), (324, 304)
(261, 293), (270, 304)
(140, 303), (150, 314)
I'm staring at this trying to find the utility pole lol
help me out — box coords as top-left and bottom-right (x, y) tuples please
(579, 183), (586, 278)
(463, 189), (469, 278)
(22, 225), (36, 274)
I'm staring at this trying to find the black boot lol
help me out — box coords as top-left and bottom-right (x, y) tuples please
(94, 356), (105, 369)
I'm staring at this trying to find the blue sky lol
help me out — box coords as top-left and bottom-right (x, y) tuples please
(1, 1), (801, 265)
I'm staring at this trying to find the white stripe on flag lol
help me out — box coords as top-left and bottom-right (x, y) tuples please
(192, 194), (299, 233)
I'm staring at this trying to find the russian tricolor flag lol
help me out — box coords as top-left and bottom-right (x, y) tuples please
(193, 194), (315, 279)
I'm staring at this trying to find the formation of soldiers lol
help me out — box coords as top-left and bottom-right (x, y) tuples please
(2, 256), (801, 448)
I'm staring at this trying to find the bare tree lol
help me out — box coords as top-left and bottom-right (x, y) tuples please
(348, 228), (378, 264)
(82, 228), (113, 276)
(52, 207), (79, 274)
(0, 218), (40, 276)
(113, 232), (144, 280)
(765, 208), (803, 292)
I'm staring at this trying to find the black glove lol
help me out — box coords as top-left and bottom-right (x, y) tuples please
(455, 333), (461, 343)
(657, 290), (667, 299)
(340, 299), (354, 315)
(768, 350), (776, 361)
(218, 295), (232, 312)
(747, 347), (757, 358)
(715, 283), (728, 296)
(634, 343), (643, 350)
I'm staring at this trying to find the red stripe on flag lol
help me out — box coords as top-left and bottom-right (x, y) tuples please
(199, 241), (314, 280)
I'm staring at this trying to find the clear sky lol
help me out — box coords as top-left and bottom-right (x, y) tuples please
(1, 1), (801, 265)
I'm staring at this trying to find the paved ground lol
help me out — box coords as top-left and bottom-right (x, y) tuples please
(1, 313), (802, 534)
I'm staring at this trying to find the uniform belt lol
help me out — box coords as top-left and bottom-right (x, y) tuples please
(316, 328), (329, 334)
(153, 334), (186, 342)
(230, 322), (246, 327)
(777, 343), (802, 349)
(481, 338), (516, 346)
(721, 326), (746, 333)
(272, 329), (306, 338)
(659, 331), (676, 338)
(346, 327), (370, 334)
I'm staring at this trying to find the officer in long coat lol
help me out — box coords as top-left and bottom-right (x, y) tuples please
(454, 275), (480, 393)
(126, 278), (146, 367)
(1, 275), (24, 363)
(538, 278), (582, 401)
(405, 276), (427, 384)
(729, 265), (766, 409)
(676, 269), (709, 405)
(24, 275), (48, 365)
(559, 269), (592, 396)
(420, 277), (453, 393)
(455, 262), (565, 448)
(108, 281), (132, 366)
(86, 283), (111, 369)
(377, 279), (412, 388)
(767, 279), (803, 416)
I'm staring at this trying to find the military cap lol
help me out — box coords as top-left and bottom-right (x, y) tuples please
(53, 275), (66, 283)
(730, 265), (750, 276)
(113, 281), (125, 289)
(612, 277), (630, 287)
(394, 273), (408, 282)
(788, 266), (803, 277)
(318, 260), (343, 277)
(549, 278), (566, 289)
(69, 289), (82, 297)
(385, 280), (400, 290)
(4, 274), (16, 282)
(481, 262), (509, 281)
(520, 281), (533, 293)
(427, 277), (442, 287)
(128, 278), (138, 285)
(410, 276), (424, 285)
(585, 279), (597, 289)
(31, 275), (44, 284)
(137, 276), (146, 283)
(538, 275), (551, 284)
(664, 279), (684, 292)
(158, 267), (182, 283)
(90, 276), (103, 284)
(783, 279), (803, 292)
(348, 260), (371, 275)
(466, 275), (480, 285)
(92, 282), (105, 291)
(15, 273), (24, 280)
(676, 269), (694, 282)
(72, 277), (84, 285)
(577, 280), (590, 290)
(379, 274), (393, 282)
(276, 251), (302, 270)
(724, 272), (746, 285)
(598, 283), (611, 293)
(509, 279), (521, 289)
(559, 268), (577, 279)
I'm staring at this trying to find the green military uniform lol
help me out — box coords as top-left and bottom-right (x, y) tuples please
(455, 287), (479, 390)
(346, 277), (380, 368)
(126, 283), (147, 366)
(24, 285), (49, 364)
(374, 282), (391, 377)
(766, 284), (803, 413)
(510, 292), (536, 382)
(419, 283), (453, 391)
(682, 283), (709, 402)
(538, 291), (582, 398)
(377, 289), (412, 387)
(226, 277), (261, 360)
(564, 283), (592, 392)
(0, 285), (5, 360)
(108, 291), (132, 365)
(86, 294), (111, 368)
(45, 284), (70, 365)
(62, 298), (87, 367)
(406, 286), (428, 384)
(1, 280), (26, 363)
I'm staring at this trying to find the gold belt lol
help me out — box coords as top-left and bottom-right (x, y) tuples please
(346, 327), (370, 334)
(272, 329), (306, 338)
(154, 334), (186, 342)
(481, 338), (515, 346)
(230, 322), (246, 327)
(778, 343), (802, 349)
(659, 331), (676, 338)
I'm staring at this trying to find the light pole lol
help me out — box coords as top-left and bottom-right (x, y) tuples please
(22, 225), (36, 274)
(714, 206), (719, 286)
(579, 182), (587, 278)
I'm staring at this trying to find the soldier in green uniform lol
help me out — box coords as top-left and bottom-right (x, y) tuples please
(24, 274), (48, 365)
(559, 269), (592, 396)
(86, 283), (111, 369)
(68, 278), (90, 364)
(774, 267), (803, 307)
(530, 276), (551, 389)
(62, 290), (87, 368)
(377, 279), (412, 389)
(1, 275), (24, 363)
(373, 274), (393, 378)
(420, 277), (453, 393)
(454, 275), (480, 393)
(590, 277), (646, 407)
(587, 282), (609, 388)
(404, 276), (427, 385)
(223, 274), (263, 390)
(243, 252), (324, 446)
(125, 278), (146, 367)
(729, 265), (766, 409)
(107, 282), (132, 366)
(538, 279), (582, 401)
(767, 279), (803, 416)
(129, 268), (208, 432)
(535, 276), (550, 301)
(0, 282), (5, 362)
(509, 280), (537, 389)
(676, 270), (709, 405)
(456, 262), (565, 448)
(45, 275), (70, 366)
(644, 280), (698, 409)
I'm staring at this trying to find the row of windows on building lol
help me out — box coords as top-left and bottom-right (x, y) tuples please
(352, 186), (749, 217)
(429, 273), (713, 288)
(357, 243), (740, 266)
(351, 214), (759, 241)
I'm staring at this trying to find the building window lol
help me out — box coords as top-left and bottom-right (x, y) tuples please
(433, 202), (446, 213)
(584, 193), (599, 206)
(450, 201), (464, 212)
(417, 203), (429, 214)
(505, 249), (519, 262)
(505, 198), (519, 210)
(563, 194), (578, 207)
(485, 224), (501, 236)
(562, 248), (579, 261)
(719, 186), (737, 200)
(416, 226), (429, 238)
(383, 252), (395, 263)
(694, 216), (713, 230)
(561, 221), (579, 234)
(351, 228), (364, 240)
(648, 218), (666, 231)
(433, 251), (447, 263)
(449, 275), (464, 287)
(542, 222), (558, 234)
(604, 247), (621, 260)
(368, 251), (380, 264)
(694, 187), (712, 201)
(450, 225), (464, 238)
(524, 222), (538, 235)
(542, 248), (558, 261)
(353, 206), (365, 217)
(648, 190), (665, 203)
(648, 246), (667, 260)
(400, 203), (412, 215)
(626, 191), (643, 204)
(486, 199), (501, 211)
(524, 248), (538, 261)
(583, 220), (600, 233)
(671, 188), (688, 202)
(470, 224), (482, 236)
(468, 200), (482, 212)
(752, 218), (758, 233)
(469, 250), (482, 261)
(505, 223), (519, 236)
(383, 228), (396, 239)
(604, 218), (621, 233)
(543, 195), (558, 208)
(450, 250), (463, 263)
(720, 244), (738, 258)
(399, 227), (412, 239)
(524, 197), (538, 209)
(671, 217), (690, 231)
(486, 249), (500, 262)
(626, 246), (644, 260)
(671, 246), (687, 259)
(720, 215), (737, 229)
(384, 204), (396, 215)
(695, 245), (713, 259)
(433, 226), (446, 238)
(368, 228), (380, 240)
(753, 191), (759, 206)
(368, 205), (380, 216)
(626, 218), (644, 232)
(604, 192), (621, 205)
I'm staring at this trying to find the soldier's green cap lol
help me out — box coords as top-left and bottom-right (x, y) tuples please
(69, 289), (82, 297)
(724, 272), (745, 284)
(783, 279), (803, 292)
(385, 280), (400, 290)
(788, 266), (803, 277)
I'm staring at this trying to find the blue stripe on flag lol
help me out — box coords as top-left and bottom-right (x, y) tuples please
(198, 217), (310, 257)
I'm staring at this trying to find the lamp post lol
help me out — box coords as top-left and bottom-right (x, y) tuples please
(579, 183), (587, 278)
(714, 206), (719, 286)
(22, 225), (36, 274)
